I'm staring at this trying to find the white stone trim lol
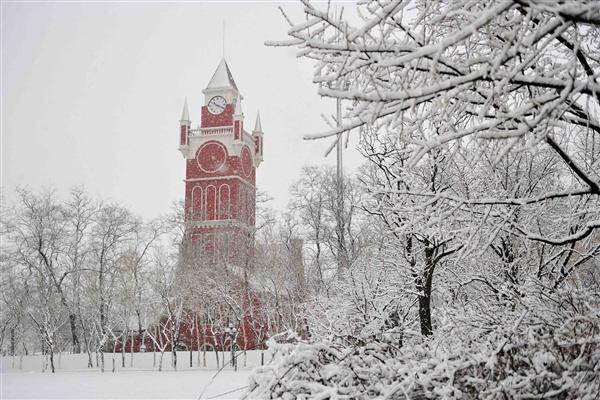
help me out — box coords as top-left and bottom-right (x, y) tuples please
(185, 175), (254, 188)
(180, 126), (259, 162)
(187, 219), (254, 231)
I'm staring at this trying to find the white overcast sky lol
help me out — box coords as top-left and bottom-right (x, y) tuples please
(1, 1), (363, 219)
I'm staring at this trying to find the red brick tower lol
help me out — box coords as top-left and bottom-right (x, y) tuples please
(179, 59), (263, 264)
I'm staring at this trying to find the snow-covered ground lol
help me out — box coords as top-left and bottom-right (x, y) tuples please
(2, 369), (251, 399)
(1, 351), (266, 399)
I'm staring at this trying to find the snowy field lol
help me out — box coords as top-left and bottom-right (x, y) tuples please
(1, 351), (266, 399)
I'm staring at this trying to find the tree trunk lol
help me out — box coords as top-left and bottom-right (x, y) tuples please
(121, 331), (126, 368)
(10, 328), (15, 356)
(158, 351), (164, 372)
(418, 291), (433, 336)
(78, 317), (93, 367)
(172, 348), (177, 371)
(197, 316), (203, 367)
(49, 349), (55, 373)
(85, 341), (93, 368)
(69, 314), (81, 353)
(130, 330), (134, 367)
(418, 247), (436, 336)
(222, 345), (225, 369)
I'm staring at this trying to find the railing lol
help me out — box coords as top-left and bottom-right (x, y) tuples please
(188, 126), (233, 137)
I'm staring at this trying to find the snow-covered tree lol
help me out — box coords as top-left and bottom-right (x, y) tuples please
(271, 0), (600, 243)
(88, 203), (138, 372)
(246, 1), (600, 398)
(289, 165), (372, 292)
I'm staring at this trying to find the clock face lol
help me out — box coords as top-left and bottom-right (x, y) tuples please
(197, 142), (227, 173)
(240, 146), (253, 177)
(207, 96), (227, 115)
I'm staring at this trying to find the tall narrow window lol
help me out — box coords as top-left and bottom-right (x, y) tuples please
(192, 186), (203, 221)
(205, 185), (217, 220)
(219, 184), (231, 220)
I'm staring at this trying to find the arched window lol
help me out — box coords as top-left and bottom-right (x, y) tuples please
(205, 185), (217, 220)
(192, 186), (203, 220)
(218, 184), (231, 220)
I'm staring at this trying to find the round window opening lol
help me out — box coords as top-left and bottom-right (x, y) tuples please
(197, 142), (227, 173)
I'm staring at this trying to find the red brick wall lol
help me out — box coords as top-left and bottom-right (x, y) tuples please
(234, 120), (241, 140)
(201, 105), (233, 127)
(180, 125), (187, 146)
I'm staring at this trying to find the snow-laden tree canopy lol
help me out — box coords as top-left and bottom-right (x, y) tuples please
(271, 0), (599, 222)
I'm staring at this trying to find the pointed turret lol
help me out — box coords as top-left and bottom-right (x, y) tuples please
(253, 112), (262, 132)
(180, 98), (190, 122)
(252, 111), (264, 165)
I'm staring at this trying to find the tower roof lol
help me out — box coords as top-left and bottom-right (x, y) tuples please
(180, 98), (190, 121)
(206, 58), (239, 91)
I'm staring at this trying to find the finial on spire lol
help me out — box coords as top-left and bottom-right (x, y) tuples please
(254, 111), (262, 132)
(180, 98), (190, 122)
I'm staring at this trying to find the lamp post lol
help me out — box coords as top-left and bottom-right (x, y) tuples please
(224, 323), (238, 371)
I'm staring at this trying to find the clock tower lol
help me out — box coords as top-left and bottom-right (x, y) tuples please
(178, 59), (264, 265)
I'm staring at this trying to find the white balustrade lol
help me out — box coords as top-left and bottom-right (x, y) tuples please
(188, 126), (233, 137)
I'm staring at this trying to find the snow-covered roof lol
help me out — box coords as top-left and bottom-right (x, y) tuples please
(206, 58), (239, 91)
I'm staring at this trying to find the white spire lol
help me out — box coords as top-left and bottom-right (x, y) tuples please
(254, 111), (262, 132)
(180, 98), (189, 122)
(234, 96), (243, 115)
(206, 58), (238, 91)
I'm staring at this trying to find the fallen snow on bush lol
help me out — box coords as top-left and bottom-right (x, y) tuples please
(245, 315), (600, 399)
